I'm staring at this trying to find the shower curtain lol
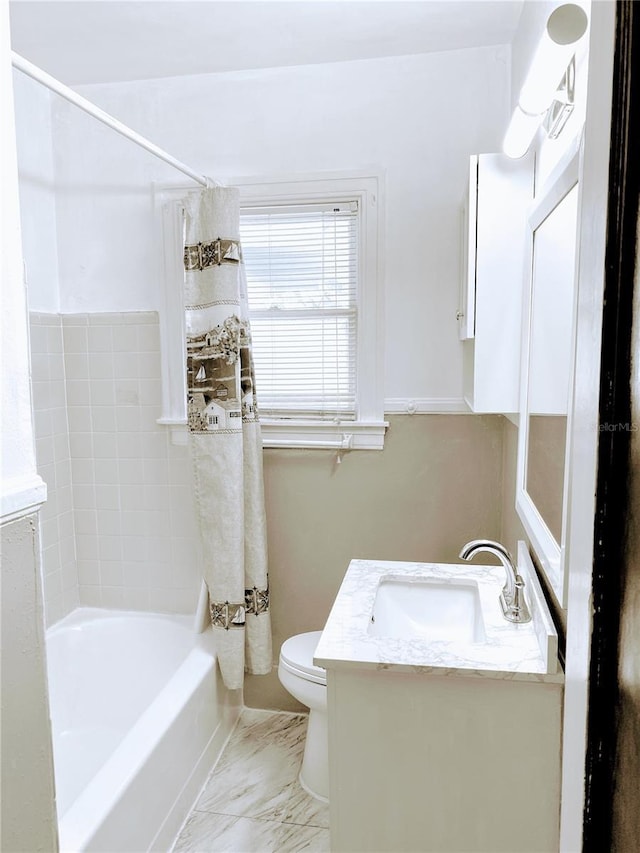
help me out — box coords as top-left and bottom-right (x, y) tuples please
(183, 185), (272, 689)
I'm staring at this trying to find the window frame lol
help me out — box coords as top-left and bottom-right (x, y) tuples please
(155, 172), (387, 450)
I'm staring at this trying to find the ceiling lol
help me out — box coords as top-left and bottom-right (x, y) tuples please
(9, 0), (524, 86)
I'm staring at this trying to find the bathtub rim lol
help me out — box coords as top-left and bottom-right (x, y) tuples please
(46, 605), (194, 637)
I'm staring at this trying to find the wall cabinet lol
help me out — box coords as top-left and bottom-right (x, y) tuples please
(460, 153), (534, 414)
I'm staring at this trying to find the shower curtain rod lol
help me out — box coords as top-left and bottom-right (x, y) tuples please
(11, 52), (209, 188)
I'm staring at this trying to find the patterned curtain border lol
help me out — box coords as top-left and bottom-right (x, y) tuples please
(184, 238), (242, 271)
(210, 582), (269, 630)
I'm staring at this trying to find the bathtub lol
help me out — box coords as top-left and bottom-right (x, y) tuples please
(46, 608), (240, 852)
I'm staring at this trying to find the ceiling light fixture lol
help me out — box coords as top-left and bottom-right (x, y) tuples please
(503, 3), (588, 159)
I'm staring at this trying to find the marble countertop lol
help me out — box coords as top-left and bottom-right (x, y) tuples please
(314, 548), (563, 684)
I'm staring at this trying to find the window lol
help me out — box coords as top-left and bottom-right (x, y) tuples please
(238, 175), (386, 450)
(240, 201), (358, 420)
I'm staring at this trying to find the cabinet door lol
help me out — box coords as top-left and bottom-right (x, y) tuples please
(458, 155), (478, 341)
(463, 152), (534, 413)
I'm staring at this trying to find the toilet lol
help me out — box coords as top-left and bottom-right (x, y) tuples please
(278, 631), (328, 801)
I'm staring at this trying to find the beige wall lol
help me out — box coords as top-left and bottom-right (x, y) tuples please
(526, 416), (567, 544)
(246, 413), (505, 710)
(499, 418), (526, 560)
(0, 516), (58, 852)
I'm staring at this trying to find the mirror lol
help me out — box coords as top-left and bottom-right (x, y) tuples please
(516, 150), (580, 607)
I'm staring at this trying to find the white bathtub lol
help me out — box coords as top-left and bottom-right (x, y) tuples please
(46, 608), (239, 852)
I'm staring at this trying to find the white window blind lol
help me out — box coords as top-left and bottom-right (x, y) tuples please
(240, 201), (358, 420)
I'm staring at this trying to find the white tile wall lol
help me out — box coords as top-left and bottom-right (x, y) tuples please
(29, 311), (201, 624)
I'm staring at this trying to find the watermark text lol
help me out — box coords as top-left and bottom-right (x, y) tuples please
(599, 422), (638, 432)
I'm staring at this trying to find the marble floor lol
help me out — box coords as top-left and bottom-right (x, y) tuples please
(171, 709), (330, 852)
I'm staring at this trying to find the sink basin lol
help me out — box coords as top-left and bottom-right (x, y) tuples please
(369, 578), (486, 643)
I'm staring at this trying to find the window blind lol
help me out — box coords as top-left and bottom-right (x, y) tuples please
(240, 201), (358, 420)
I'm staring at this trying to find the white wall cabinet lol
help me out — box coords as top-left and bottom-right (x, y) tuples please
(460, 153), (534, 414)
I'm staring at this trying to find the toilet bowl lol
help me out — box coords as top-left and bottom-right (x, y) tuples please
(278, 631), (328, 801)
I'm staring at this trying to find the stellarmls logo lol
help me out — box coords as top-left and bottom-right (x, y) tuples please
(599, 422), (639, 432)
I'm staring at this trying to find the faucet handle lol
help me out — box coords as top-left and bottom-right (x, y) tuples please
(500, 574), (531, 623)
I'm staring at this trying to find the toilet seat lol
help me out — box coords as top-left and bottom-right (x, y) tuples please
(279, 631), (326, 685)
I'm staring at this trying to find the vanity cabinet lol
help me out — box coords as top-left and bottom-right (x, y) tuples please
(460, 153), (534, 414)
(326, 667), (562, 853)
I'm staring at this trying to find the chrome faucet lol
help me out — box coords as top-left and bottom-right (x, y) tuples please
(459, 539), (531, 624)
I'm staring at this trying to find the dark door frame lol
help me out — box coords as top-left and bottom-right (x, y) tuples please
(583, 1), (640, 850)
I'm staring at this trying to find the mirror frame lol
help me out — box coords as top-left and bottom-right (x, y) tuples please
(516, 147), (581, 608)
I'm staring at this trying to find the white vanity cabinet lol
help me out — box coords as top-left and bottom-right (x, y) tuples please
(460, 153), (534, 414)
(325, 667), (562, 853)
